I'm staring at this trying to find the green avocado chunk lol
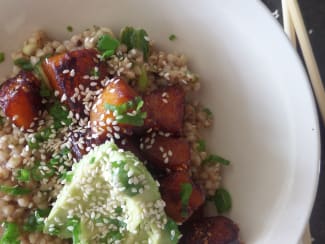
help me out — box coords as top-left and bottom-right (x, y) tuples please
(44, 141), (180, 244)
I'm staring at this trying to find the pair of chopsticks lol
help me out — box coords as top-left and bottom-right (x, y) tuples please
(282, 0), (325, 125)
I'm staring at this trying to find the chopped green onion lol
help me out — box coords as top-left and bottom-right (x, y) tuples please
(65, 218), (81, 244)
(47, 225), (60, 235)
(0, 116), (4, 126)
(27, 127), (52, 149)
(97, 34), (120, 59)
(196, 140), (206, 152)
(0, 222), (20, 244)
(60, 172), (73, 183)
(27, 127), (53, 150)
(47, 147), (71, 179)
(213, 188), (232, 214)
(27, 140), (39, 150)
(115, 206), (123, 215)
(89, 157), (95, 164)
(0, 185), (31, 195)
(164, 218), (181, 243)
(14, 58), (34, 71)
(72, 222), (80, 244)
(202, 154), (230, 166)
(203, 107), (213, 117)
(101, 50), (115, 59)
(120, 26), (150, 60)
(138, 65), (149, 92)
(103, 231), (123, 243)
(49, 101), (72, 129)
(90, 67), (100, 78)
(180, 183), (192, 217)
(16, 169), (31, 182)
(111, 161), (143, 196)
(169, 34), (177, 41)
(0, 52), (5, 63)
(40, 82), (52, 98)
(33, 61), (52, 93)
(120, 26), (134, 50)
(66, 25), (73, 32)
(31, 162), (55, 181)
(60, 147), (70, 156)
(23, 208), (50, 232)
(117, 112), (147, 126)
(104, 96), (147, 126)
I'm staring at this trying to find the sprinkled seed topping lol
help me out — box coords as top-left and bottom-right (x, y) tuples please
(70, 69), (75, 77)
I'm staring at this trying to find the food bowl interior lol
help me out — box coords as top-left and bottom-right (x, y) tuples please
(0, 0), (320, 243)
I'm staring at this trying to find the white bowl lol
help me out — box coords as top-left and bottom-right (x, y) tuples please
(0, 1), (320, 243)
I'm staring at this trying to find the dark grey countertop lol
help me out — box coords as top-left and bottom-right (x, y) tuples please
(262, 0), (325, 243)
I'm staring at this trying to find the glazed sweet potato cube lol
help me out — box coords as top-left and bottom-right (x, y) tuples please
(0, 71), (42, 129)
(115, 136), (145, 162)
(159, 172), (205, 223)
(180, 216), (240, 244)
(140, 134), (190, 173)
(142, 86), (185, 134)
(90, 77), (144, 141)
(42, 48), (108, 115)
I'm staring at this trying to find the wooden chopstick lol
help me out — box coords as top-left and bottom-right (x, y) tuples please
(282, 0), (297, 48)
(283, 0), (325, 125)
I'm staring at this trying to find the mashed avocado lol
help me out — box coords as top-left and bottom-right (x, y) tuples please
(44, 141), (180, 244)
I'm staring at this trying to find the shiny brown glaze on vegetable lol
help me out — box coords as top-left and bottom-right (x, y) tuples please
(180, 216), (240, 244)
(42, 49), (108, 116)
(159, 171), (205, 223)
(0, 71), (42, 129)
(142, 85), (185, 134)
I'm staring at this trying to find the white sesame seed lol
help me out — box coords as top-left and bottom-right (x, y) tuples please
(62, 69), (70, 74)
(70, 69), (75, 77)
(12, 114), (19, 121)
(61, 94), (67, 102)
(67, 226), (74, 232)
(54, 90), (60, 97)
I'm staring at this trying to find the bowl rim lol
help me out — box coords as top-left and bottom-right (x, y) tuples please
(257, 1), (321, 242)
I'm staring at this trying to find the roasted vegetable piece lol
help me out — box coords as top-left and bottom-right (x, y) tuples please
(142, 85), (185, 134)
(180, 216), (240, 244)
(42, 49), (108, 116)
(0, 71), (42, 129)
(159, 171), (205, 223)
(140, 134), (190, 173)
(115, 136), (146, 162)
(90, 77), (144, 140)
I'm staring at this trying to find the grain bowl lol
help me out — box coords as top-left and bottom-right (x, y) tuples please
(0, 1), (320, 243)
